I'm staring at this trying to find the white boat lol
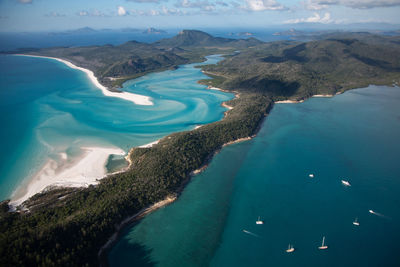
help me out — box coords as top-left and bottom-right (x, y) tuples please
(318, 236), (328, 250)
(341, 180), (351, 186)
(309, 174), (314, 178)
(353, 217), (360, 226)
(256, 216), (264, 225)
(286, 244), (295, 253)
(369, 209), (374, 214)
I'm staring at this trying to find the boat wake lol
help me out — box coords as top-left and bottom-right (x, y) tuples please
(369, 210), (391, 220)
(242, 229), (260, 237)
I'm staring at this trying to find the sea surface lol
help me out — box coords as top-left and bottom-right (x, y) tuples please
(0, 54), (233, 201)
(109, 85), (400, 267)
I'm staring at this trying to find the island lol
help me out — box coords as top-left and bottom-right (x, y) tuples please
(1, 30), (400, 266)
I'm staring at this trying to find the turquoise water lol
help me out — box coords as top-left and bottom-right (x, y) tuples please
(0, 54), (233, 201)
(109, 85), (400, 266)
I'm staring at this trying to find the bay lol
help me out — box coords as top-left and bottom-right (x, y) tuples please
(109, 85), (400, 266)
(0, 54), (232, 202)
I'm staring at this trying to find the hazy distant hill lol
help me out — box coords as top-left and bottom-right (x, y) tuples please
(143, 27), (167, 34)
(155, 29), (262, 48)
(15, 30), (263, 88)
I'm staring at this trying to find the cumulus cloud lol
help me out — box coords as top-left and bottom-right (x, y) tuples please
(129, 6), (187, 16)
(175, 0), (216, 11)
(302, 0), (400, 10)
(244, 0), (286, 11)
(284, 12), (333, 23)
(118, 6), (127, 16)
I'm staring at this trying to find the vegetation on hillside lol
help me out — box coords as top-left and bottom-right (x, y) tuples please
(1, 30), (400, 266)
(0, 93), (271, 266)
(200, 36), (400, 100)
(14, 30), (260, 90)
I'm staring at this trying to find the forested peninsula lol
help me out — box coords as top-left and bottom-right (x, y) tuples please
(1, 30), (400, 266)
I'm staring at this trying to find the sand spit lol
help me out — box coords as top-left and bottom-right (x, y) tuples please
(10, 147), (125, 207)
(16, 54), (153, 106)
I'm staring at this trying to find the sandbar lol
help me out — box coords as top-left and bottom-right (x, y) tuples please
(16, 54), (153, 106)
(10, 147), (125, 207)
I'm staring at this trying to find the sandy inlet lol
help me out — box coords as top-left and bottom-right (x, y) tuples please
(10, 147), (125, 207)
(16, 54), (153, 106)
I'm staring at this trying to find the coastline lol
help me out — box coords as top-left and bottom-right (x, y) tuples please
(15, 54), (153, 106)
(10, 147), (126, 207)
(98, 194), (177, 265)
(275, 92), (342, 104)
(98, 86), (248, 264)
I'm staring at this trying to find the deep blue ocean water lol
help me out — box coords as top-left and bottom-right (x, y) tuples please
(0, 54), (232, 201)
(109, 85), (400, 266)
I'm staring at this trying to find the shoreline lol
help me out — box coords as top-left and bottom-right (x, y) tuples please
(275, 92), (342, 104)
(98, 194), (177, 266)
(98, 86), (245, 264)
(15, 54), (153, 106)
(10, 146), (126, 208)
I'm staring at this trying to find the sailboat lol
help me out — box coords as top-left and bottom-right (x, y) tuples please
(256, 216), (264, 225)
(286, 244), (295, 253)
(353, 217), (360, 226)
(318, 236), (328, 250)
(341, 180), (351, 186)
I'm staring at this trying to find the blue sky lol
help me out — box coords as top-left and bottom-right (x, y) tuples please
(0, 0), (400, 31)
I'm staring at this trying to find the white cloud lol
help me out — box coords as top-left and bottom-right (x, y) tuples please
(45, 12), (65, 17)
(302, 0), (400, 10)
(284, 12), (333, 24)
(301, 0), (328, 10)
(176, 0), (216, 11)
(118, 6), (127, 16)
(78, 10), (89, 16)
(244, 0), (286, 11)
(77, 9), (106, 17)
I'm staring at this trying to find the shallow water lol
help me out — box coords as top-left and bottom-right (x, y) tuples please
(108, 85), (400, 267)
(0, 54), (233, 201)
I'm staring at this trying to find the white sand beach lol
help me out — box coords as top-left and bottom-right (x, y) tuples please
(17, 54), (153, 106)
(275, 99), (304, 104)
(10, 147), (125, 207)
(139, 140), (160, 148)
(312, 94), (334, 97)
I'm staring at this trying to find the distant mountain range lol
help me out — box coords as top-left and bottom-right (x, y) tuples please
(16, 30), (262, 89)
(155, 30), (262, 48)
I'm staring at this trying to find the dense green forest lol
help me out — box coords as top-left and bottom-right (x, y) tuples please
(1, 30), (400, 266)
(200, 35), (400, 100)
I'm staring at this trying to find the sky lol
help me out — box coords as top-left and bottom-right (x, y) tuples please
(0, 0), (400, 31)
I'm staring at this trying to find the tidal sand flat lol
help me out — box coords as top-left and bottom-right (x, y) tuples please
(0, 54), (233, 206)
(17, 54), (153, 106)
(109, 85), (400, 267)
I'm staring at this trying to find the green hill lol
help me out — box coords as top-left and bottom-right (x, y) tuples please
(201, 35), (400, 100)
(155, 29), (263, 48)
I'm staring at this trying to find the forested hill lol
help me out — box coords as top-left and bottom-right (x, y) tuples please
(154, 29), (263, 48)
(2, 31), (400, 267)
(200, 34), (400, 101)
(12, 30), (263, 89)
